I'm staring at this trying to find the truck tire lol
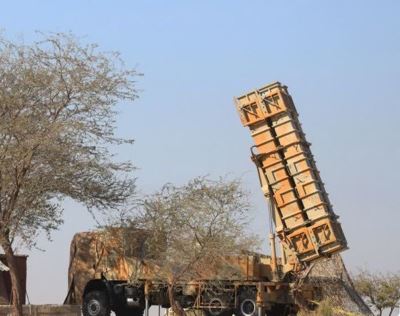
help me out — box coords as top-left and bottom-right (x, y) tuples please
(235, 288), (257, 316)
(205, 298), (232, 316)
(82, 290), (110, 316)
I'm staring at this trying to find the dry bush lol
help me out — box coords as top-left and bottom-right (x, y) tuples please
(297, 299), (363, 316)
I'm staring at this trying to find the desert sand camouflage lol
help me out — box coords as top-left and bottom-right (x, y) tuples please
(65, 228), (276, 304)
(65, 228), (158, 304)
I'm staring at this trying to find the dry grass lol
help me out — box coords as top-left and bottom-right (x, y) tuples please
(297, 299), (363, 316)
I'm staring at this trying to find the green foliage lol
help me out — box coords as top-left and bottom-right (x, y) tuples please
(353, 270), (400, 316)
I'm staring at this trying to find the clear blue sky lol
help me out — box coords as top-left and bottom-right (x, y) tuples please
(1, 0), (399, 304)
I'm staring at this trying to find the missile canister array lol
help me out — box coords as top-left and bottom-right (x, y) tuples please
(235, 82), (347, 262)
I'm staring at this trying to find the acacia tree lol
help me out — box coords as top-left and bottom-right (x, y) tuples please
(353, 270), (400, 316)
(129, 177), (259, 316)
(0, 32), (138, 315)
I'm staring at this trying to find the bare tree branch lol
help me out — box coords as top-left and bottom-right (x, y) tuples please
(0, 31), (139, 316)
(104, 177), (260, 316)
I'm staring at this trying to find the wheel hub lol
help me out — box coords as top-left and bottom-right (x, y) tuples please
(240, 298), (256, 316)
(88, 299), (101, 316)
(209, 298), (224, 316)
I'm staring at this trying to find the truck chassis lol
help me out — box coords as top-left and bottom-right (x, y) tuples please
(82, 278), (302, 316)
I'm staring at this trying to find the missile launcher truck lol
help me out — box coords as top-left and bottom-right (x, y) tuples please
(65, 82), (347, 316)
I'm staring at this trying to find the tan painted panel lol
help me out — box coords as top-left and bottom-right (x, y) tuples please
(308, 218), (347, 255)
(265, 164), (289, 184)
(305, 204), (331, 221)
(276, 131), (303, 147)
(302, 192), (326, 209)
(252, 130), (278, 154)
(287, 228), (315, 256)
(235, 93), (267, 126)
(235, 82), (347, 262)
(260, 154), (283, 169)
(284, 143), (313, 160)
(235, 86), (292, 126)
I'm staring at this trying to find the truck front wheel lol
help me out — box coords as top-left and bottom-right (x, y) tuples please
(82, 290), (111, 316)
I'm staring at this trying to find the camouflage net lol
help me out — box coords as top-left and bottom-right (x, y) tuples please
(303, 254), (372, 315)
(63, 230), (372, 316)
(64, 229), (158, 305)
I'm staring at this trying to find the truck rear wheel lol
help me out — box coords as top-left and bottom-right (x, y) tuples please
(236, 288), (257, 316)
(82, 290), (110, 316)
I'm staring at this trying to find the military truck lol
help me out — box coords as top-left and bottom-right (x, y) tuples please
(64, 82), (347, 316)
